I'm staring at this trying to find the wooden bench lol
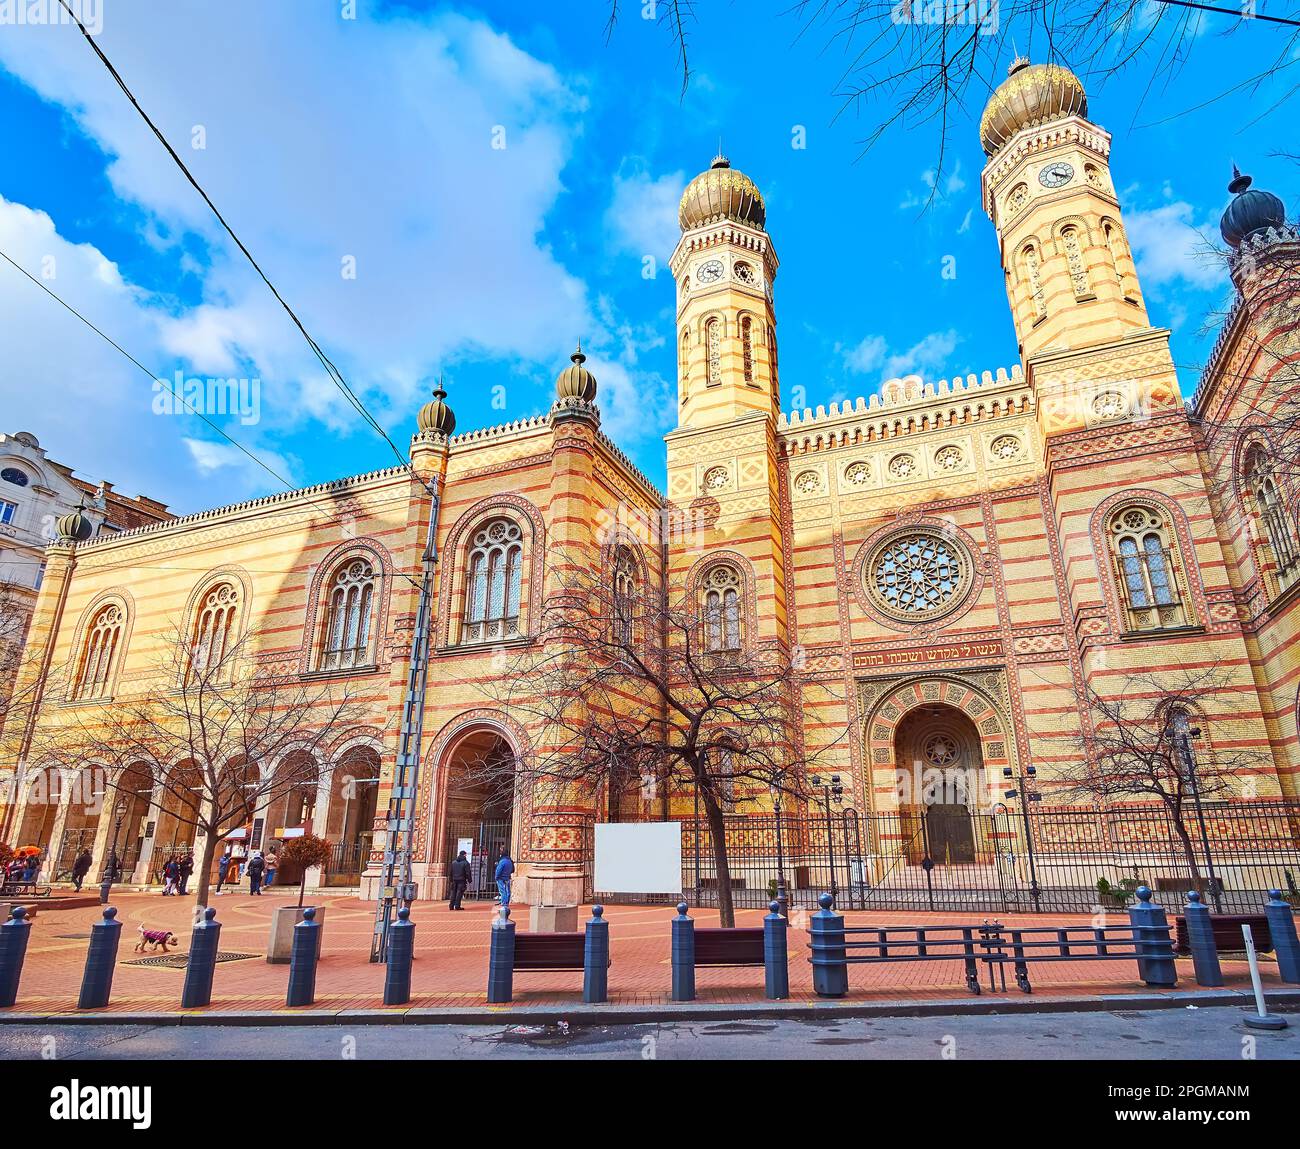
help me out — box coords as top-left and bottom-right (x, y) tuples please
(513, 932), (608, 972)
(1174, 913), (1272, 955)
(0, 882), (51, 899)
(694, 927), (767, 968)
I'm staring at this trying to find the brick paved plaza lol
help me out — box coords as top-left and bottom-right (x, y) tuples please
(0, 890), (1287, 1017)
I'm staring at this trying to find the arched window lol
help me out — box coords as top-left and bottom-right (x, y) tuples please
(189, 582), (240, 677)
(612, 546), (636, 646)
(74, 603), (123, 699)
(1, 467), (28, 487)
(679, 329), (691, 402)
(741, 316), (754, 385)
(1246, 447), (1300, 589)
(1103, 221), (1131, 296)
(1108, 505), (1188, 630)
(702, 565), (742, 652)
(1023, 244), (1046, 320)
(705, 318), (722, 386)
(319, 557), (377, 670)
(1061, 226), (1089, 298)
(464, 518), (523, 643)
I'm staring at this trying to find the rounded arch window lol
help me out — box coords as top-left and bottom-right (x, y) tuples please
(866, 529), (973, 622)
(464, 517), (524, 643)
(1, 467), (28, 487)
(319, 557), (378, 670)
(1106, 502), (1191, 630)
(701, 564), (742, 652)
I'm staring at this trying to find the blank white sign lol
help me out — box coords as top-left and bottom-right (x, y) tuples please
(593, 822), (682, 894)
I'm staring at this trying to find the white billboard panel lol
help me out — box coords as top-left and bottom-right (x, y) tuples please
(593, 821), (681, 895)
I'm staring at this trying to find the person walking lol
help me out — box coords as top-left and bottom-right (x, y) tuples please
(246, 850), (265, 896)
(177, 854), (193, 896)
(493, 848), (514, 907)
(161, 855), (179, 896)
(264, 849), (279, 889)
(448, 849), (471, 910)
(215, 848), (232, 894)
(70, 848), (93, 892)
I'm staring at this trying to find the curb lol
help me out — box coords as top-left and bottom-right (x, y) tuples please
(2, 988), (1298, 1027)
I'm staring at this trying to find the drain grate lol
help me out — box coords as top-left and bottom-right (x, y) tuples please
(123, 951), (260, 969)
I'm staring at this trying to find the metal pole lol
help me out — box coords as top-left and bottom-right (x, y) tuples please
(371, 471), (442, 962)
(823, 789), (837, 901)
(693, 783), (701, 904)
(1179, 728), (1221, 914)
(1018, 788), (1042, 909)
(1242, 923), (1287, 1029)
(773, 795), (788, 918)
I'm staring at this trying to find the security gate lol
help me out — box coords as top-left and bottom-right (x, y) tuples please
(445, 818), (511, 900)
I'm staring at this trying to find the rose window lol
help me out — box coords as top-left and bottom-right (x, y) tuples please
(869, 531), (969, 620)
(844, 462), (871, 486)
(888, 454), (918, 480)
(990, 435), (1022, 461)
(935, 446), (963, 471)
(795, 470), (821, 495)
(703, 466), (729, 491)
(1092, 391), (1127, 420)
(923, 733), (961, 769)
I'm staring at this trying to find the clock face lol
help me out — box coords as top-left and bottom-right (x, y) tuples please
(1038, 161), (1074, 189)
(696, 259), (724, 285)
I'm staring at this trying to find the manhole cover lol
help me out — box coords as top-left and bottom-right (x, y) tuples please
(123, 951), (260, 969)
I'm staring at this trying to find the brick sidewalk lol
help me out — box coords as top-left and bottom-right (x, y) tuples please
(0, 891), (1285, 1016)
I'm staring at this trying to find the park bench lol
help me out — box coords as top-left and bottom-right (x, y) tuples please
(812, 922), (1002, 995)
(1174, 913), (1272, 955)
(0, 880), (51, 899)
(512, 931), (609, 973)
(693, 926), (767, 968)
(999, 923), (1176, 993)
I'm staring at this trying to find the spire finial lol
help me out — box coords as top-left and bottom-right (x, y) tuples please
(571, 340), (586, 365)
(1228, 164), (1253, 195)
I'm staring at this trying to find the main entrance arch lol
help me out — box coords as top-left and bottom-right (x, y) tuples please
(894, 705), (985, 863)
(440, 727), (516, 900)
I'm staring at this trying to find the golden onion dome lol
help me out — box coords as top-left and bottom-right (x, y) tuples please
(678, 154), (766, 231)
(56, 509), (93, 543)
(555, 344), (597, 402)
(416, 380), (456, 436)
(980, 58), (1088, 157)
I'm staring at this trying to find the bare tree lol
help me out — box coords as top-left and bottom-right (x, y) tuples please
(35, 622), (372, 907)
(1055, 665), (1268, 898)
(470, 554), (844, 927)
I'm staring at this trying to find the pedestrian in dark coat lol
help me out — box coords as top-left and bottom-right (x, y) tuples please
(177, 854), (193, 895)
(448, 850), (472, 910)
(70, 849), (93, 892)
(246, 851), (265, 896)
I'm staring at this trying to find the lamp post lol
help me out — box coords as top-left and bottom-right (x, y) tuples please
(1175, 722), (1222, 914)
(810, 774), (843, 901)
(769, 783), (788, 919)
(98, 796), (129, 905)
(1001, 765), (1042, 908)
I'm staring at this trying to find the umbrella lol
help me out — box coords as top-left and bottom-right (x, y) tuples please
(16, 846), (41, 856)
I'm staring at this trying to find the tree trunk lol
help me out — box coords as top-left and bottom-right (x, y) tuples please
(191, 831), (218, 911)
(1170, 816), (1205, 898)
(702, 797), (736, 928)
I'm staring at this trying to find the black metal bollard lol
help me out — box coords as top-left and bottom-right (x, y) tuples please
(1127, 886), (1177, 987)
(0, 906), (33, 1008)
(383, 906), (415, 1006)
(1183, 891), (1223, 987)
(285, 906), (320, 1007)
(486, 905), (515, 1004)
(1265, 890), (1300, 984)
(78, 906), (123, 1010)
(809, 892), (848, 998)
(583, 905), (609, 1004)
(180, 907), (222, 1009)
(764, 899), (789, 1000)
(671, 903), (695, 1002)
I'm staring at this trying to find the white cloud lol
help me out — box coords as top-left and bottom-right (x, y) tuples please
(605, 166), (687, 262)
(1124, 200), (1223, 291)
(841, 329), (962, 382)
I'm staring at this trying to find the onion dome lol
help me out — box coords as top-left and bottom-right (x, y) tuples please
(980, 58), (1088, 156)
(555, 343), (597, 402)
(416, 379), (456, 436)
(678, 153), (766, 231)
(1220, 167), (1287, 248)
(55, 508), (93, 543)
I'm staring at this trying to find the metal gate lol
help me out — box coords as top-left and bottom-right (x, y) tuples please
(445, 818), (511, 900)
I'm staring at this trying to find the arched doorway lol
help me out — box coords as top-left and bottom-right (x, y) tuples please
(442, 729), (515, 900)
(95, 763), (154, 882)
(895, 705), (986, 864)
(262, 749), (320, 887)
(153, 762), (203, 860)
(323, 745), (380, 887)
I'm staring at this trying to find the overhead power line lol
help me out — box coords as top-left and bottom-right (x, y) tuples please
(53, 0), (420, 480)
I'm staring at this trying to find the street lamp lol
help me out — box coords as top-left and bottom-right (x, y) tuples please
(769, 781), (788, 919)
(1001, 764), (1042, 908)
(98, 796), (129, 905)
(810, 774), (843, 902)
(1175, 722), (1222, 913)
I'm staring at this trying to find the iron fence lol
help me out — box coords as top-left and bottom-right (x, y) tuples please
(585, 801), (1300, 914)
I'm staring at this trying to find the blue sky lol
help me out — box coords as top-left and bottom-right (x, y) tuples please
(0, 1), (1296, 512)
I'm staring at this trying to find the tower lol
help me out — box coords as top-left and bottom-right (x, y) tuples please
(669, 154), (780, 429)
(980, 59), (1180, 436)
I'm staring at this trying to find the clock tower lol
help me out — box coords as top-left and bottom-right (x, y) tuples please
(669, 154), (780, 431)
